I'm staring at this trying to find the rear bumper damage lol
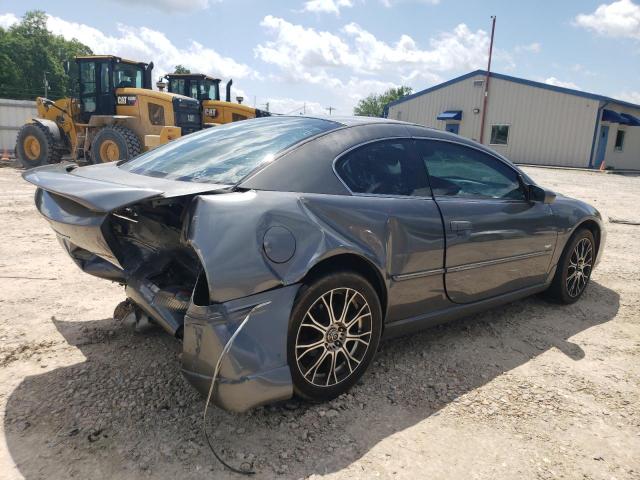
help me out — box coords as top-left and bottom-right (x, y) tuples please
(181, 284), (300, 412)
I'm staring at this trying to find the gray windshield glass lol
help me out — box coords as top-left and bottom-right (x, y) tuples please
(119, 117), (340, 184)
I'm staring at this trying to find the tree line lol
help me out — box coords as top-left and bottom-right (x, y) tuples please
(0, 10), (91, 100)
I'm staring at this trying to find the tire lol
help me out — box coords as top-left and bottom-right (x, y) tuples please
(15, 122), (62, 169)
(90, 125), (142, 163)
(288, 271), (382, 402)
(545, 228), (595, 304)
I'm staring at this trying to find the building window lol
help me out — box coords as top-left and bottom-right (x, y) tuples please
(615, 130), (625, 151)
(473, 80), (484, 88)
(490, 125), (510, 145)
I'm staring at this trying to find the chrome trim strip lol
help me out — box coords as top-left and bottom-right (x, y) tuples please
(446, 250), (551, 273)
(392, 268), (445, 281)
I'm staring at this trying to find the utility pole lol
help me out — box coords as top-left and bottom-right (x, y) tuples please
(479, 16), (496, 144)
(326, 106), (335, 115)
(43, 71), (49, 98)
(303, 102), (306, 115)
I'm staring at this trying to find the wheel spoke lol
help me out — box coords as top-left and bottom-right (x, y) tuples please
(296, 286), (373, 388)
(304, 349), (329, 382)
(296, 340), (325, 362)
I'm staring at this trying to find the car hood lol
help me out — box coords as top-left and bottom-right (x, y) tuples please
(22, 162), (230, 213)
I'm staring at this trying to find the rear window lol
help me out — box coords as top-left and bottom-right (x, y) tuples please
(119, 117), (340, 184)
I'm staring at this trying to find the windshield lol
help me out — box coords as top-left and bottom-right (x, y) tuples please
(114, 63), (144, 89)
(119, 117), (340, 184)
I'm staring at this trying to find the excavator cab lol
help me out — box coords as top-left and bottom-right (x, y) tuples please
(165, 73), (221, 101)
(16, 55), (201, 169)
(163, 73), (270, 126)
(76, 56), (153, 122)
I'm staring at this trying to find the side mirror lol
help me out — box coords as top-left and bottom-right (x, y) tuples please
(529, 184), (556, 204)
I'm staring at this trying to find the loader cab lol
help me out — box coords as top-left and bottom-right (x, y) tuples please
(75, 56), (153, 123)
(165, 74), (221, 101)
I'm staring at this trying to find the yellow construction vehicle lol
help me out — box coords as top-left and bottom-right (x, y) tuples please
(162, 73), (270, 126)
(16, 55), (202, 168)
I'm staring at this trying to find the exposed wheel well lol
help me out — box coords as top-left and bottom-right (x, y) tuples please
(576, 219), (601, 259)
(302, 253), (388, 318)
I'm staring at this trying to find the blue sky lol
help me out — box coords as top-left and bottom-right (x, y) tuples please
(1, 0), (639, 114)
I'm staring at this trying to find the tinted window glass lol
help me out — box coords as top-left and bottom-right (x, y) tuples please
(417, 140), (524, 200)
(490, 125), (509, 145)
(335, 140), (430, 196)
(120, 117), (340, 184)
(114, 63), (143, 88)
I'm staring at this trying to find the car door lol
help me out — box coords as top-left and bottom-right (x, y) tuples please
(416, 139), (557, 304)
(334, 138), (448, 322)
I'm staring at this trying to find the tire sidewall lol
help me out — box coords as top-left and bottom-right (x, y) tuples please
(91, 128), (130, 163)
(16, 124), (51, 168)
(287, 271), (382, 401)
(556, 229), (595, 304)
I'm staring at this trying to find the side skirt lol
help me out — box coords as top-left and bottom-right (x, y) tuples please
(382, 282), (549, 340)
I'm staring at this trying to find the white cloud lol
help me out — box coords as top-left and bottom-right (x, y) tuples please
(544, 77), (580, 90)
(515, 42), (541, 53)
(380, 0), (440, 6)
(44, 15), (252, 80)
(108, 0), (218, 13)
(303, 0), (353, 15)
(256, 16), (488, 84)
(617, 91), (640, 103)
(574, 0), (640, 39)
(0, 13), (19, 29)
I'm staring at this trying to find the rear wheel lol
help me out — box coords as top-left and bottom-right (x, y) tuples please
(288, 272), (382, 402)
(16, 122), (62, 169)
(545, 228), (595, 304)
(90, 125), (142, 163)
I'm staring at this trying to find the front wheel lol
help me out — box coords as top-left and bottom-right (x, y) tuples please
(288, 272), (382, 402)
(545, 228), (595, 304)
(90, 125), (142, 163)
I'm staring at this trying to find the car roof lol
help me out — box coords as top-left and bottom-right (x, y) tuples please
(239, 116), (530, 194)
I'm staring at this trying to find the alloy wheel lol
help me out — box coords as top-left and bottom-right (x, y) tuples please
(294, 287), (373, 387)
(566, 237), (593, 298)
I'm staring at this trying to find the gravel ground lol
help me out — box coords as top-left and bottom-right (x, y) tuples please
(0, 164), (638, 480)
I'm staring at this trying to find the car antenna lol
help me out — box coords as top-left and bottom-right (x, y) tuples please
(202, 301), (271, 475)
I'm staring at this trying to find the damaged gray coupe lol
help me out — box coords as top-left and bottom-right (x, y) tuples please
(24, 116), (605, 412)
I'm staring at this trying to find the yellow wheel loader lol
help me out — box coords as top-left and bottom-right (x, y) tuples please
(16, 55), (202, 169)
(163, 73), (270, 126)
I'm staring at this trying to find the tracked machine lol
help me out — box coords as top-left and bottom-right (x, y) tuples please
(16, 55), (202, 168)
(163, 73), (269, 126)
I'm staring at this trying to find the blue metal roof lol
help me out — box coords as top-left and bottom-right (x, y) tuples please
(386, 70), (640, 111)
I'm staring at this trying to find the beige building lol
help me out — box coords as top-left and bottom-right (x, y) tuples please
(386, 70), (640, 170)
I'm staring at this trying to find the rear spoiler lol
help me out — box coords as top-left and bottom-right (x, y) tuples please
(22, 163), (162, 213)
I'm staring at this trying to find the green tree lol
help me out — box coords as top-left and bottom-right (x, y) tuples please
(353, 86), (413, 117)
(174, 65), (191, 74)
(0, 10), (92, 100)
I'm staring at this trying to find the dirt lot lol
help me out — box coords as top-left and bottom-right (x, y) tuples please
(0, 164), (638, 480)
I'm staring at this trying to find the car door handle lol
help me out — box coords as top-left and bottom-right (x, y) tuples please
(450, 220), (472, 232)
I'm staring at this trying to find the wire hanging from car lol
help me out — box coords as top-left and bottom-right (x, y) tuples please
(202, 301), (271, 475)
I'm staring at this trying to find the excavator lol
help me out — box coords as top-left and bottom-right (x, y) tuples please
(16, 55), (202, 168)
(162, 73), (270, 126)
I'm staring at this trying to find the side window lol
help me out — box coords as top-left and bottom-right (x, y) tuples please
(148, 103), (165, 126)
(416, 140), (525, 200)
(232, 113), (248, 122)
(100, 63), (110, 93)
(335, 140), (430, 196)
(79, 62), (96, 113)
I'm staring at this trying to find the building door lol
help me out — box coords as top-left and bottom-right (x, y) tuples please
(594, 125), (609, 168)
(445, 123), (460, 134)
